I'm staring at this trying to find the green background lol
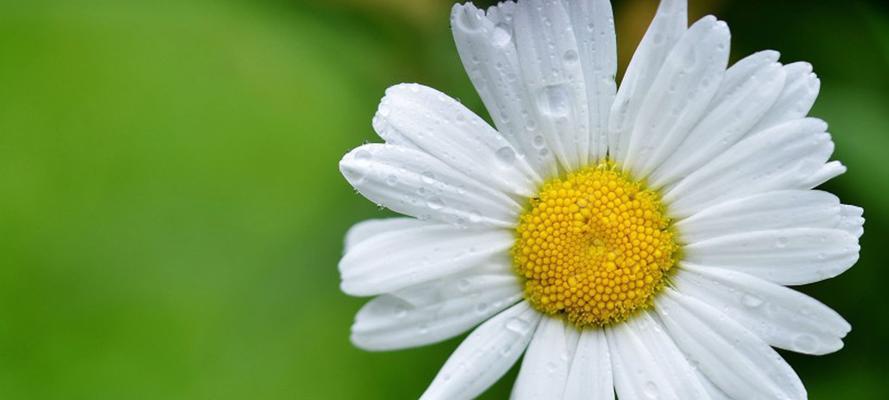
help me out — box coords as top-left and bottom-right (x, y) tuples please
(1, 0), (886, 398)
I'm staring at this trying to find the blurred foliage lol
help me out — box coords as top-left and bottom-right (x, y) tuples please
(0, 0), (886, 398)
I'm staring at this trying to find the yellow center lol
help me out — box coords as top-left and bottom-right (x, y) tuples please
(513, 161), (680, 327)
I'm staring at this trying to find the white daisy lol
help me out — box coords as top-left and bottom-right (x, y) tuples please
(338, 0), (864, 398)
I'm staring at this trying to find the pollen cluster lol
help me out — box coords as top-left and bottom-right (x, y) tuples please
(513, 162), (680, 327)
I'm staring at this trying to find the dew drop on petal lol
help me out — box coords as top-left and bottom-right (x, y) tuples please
(792, 334), (819, 353)
(505, 317), (531, 334)
(427, 196), (444, 210)
(492, 24), (512, 47)
(776, 236), (789, 248)
(495, 146), (516, 164)
(421, 171), (436, 184)
(354, 149), (372, 161)
(563, 49), (578, 63)
(537, 84), (570, 117)
(741, 293), (763, 308)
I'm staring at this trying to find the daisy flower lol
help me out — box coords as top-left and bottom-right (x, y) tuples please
(338, 0), (864, 398)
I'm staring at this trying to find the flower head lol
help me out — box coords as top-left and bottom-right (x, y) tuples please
(339, 0), (863, 398)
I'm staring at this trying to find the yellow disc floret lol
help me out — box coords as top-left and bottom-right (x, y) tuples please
(513, 161), (680, 327)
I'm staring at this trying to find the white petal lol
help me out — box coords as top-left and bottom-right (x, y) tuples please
(696, 371), (733, 400)
(344, 217), (425, 252)
(340, 143), (521, 228)
(563, 0), (617, 162)
(608, 311), (708, 400)
(665, 118), (835, 217)
(712, 50), (781, 102)
(421, 301), (542, 400)
(374, 83), (540, 196)
(649, 51), (785, 187)
(451, 3), (559, 179)
(801, 160), (846, 188)
(838, 205), (865, 238)
(511, 317), (579, 400)
(513, 0), (592, 171)
(683, 228), (860, 285)
(339, 223), (513, 296)
(675, 190), (842, 243)
(609, 0), (687, 163)
(351, 264), (523, 351)
(675, 265), (851, 355)
(564, 329), (614, 400)
(624, 16), (730, 178)
(656, 288), (806, 399)
(749, 61), (820, 133)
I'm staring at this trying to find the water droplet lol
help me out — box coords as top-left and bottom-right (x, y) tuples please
(476, 302), (489, 313)
(427, 197), (444, 210)
(342, 168), (366, 185)
(421, 171), (436, 184)
(492, 24), (512, 47)
(741, 293), (763, 308)
(354, 149), (372, 161)
(385, 174), (398, 186)
(457, 279), (471, 291)
(563, 49), (578, 63)
(533, 135), (546, 148)
(792, 334), (819, 353)
(457, 6), (483, 32)
(546, 361), (558, 374)
(393, 303), (409, 318)
(537, 84), (570, 117)
(776, 236), (788, 248)
(495, 146), (516, 164)
(505, 317), (531, 334)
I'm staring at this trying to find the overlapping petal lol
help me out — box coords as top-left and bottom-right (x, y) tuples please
(340, 143), (522, 228)
(665, 118), (840, 217)
(674, 265), (851, 355)
(609, 0), (687, 163)
(340, 220), (513, 296)
(512, 317), (578, 399)
(623, 15), (730, 178)
(649, 51), (785, 187)
(656, 289), (806, 399)
(374, 83), (540, 196)
(676, 190), (848, 243)
(351, 260), (522, 351)
(564, 329), (614, 400)
(683, 228), (859, 285)
(607, 311), (708, 400)
(420, 301), (542, 400)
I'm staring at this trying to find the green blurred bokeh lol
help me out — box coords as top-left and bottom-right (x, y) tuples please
(0, 0), (887, 398)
